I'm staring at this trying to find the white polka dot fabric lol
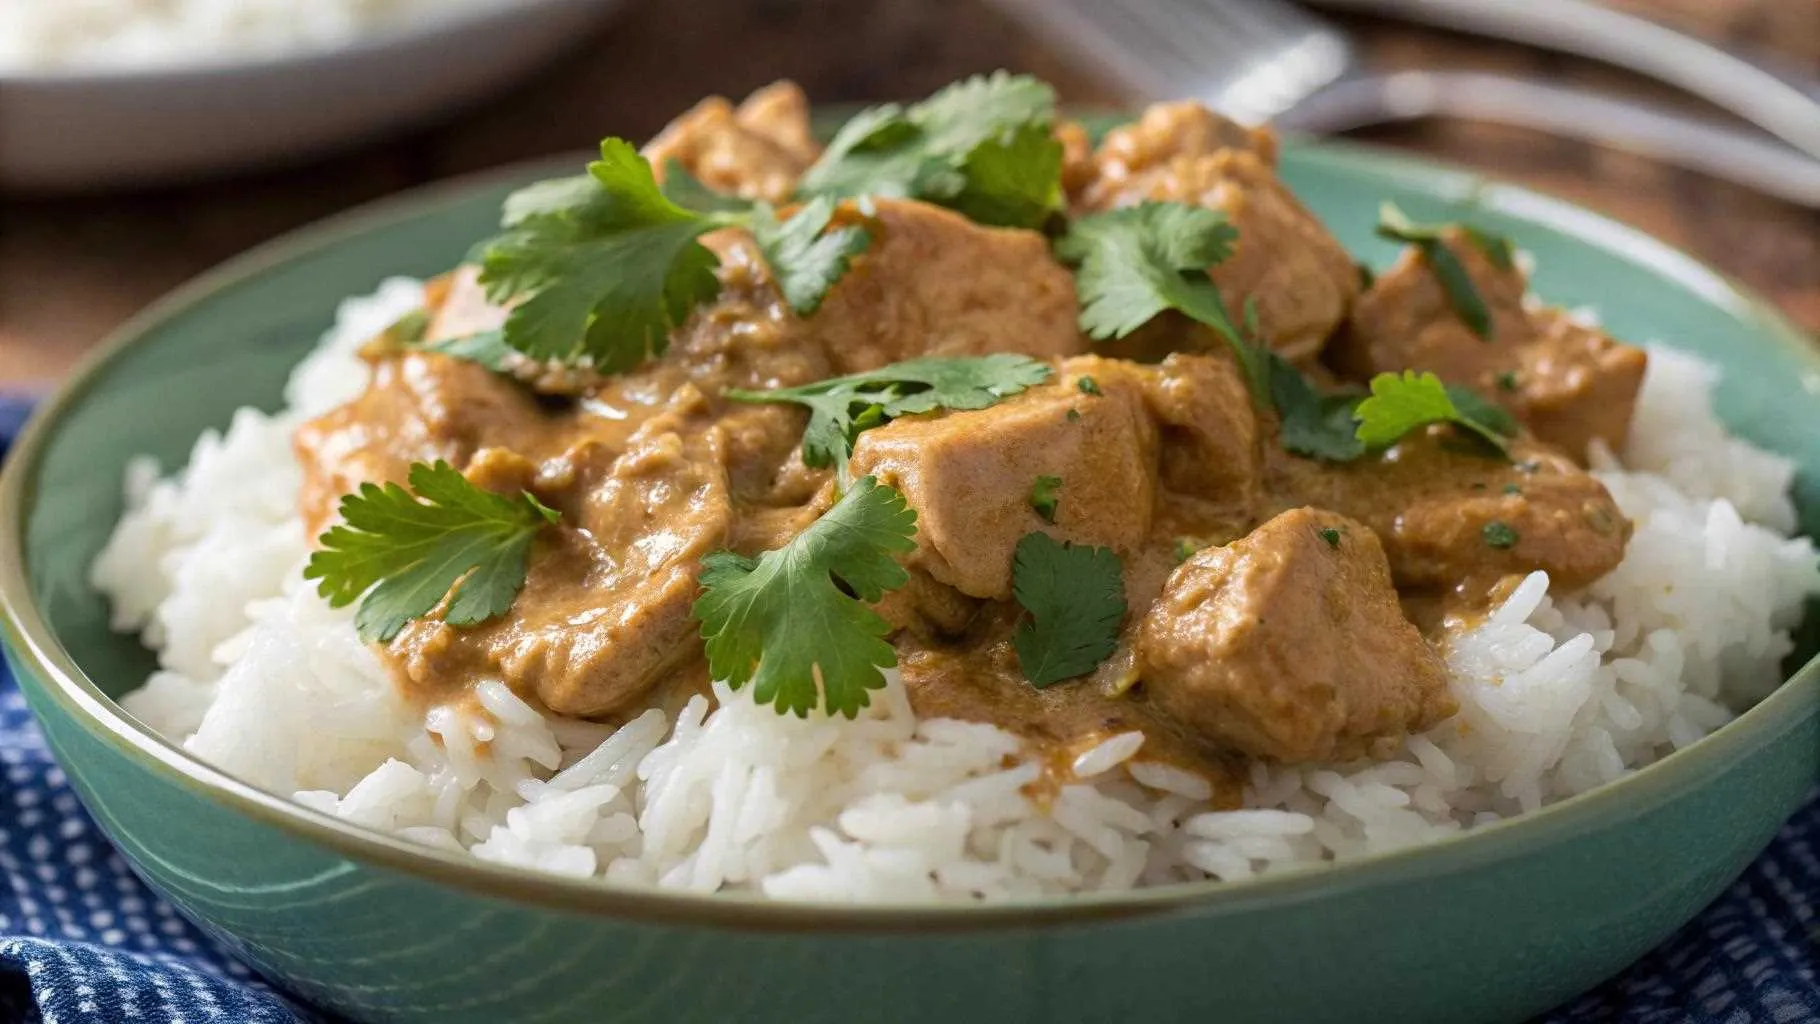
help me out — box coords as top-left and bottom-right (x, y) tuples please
(0, 400), (1817, 1022)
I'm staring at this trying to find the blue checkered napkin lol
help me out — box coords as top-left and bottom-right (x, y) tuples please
(0, 395), (1816, 1023)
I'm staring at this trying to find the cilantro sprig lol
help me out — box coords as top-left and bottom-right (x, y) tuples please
(1050, 198), (1519, 464)
(1271, 359), (1366, 462)
(726, 355), (1053, 476)
(1274, 369), (1518, 462)
(798, 72), (1064, 229)
(693, 476), (918, 717)
(658, 162), (869, 317)
(1011, 532), (1127, 687)
(469, 139), (869, 373)
(748, 198), (871, 317)
(1375, 202), (1516, 340)
(1056, 201), (1270, 404)
(305, 461), (560, 644)
(1353, 370), (1518, 455)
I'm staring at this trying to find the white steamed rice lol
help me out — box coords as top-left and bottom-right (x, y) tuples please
(91, 278), (1820, 902)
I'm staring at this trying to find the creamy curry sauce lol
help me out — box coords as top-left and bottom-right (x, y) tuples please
(292, 85), (1644, 806)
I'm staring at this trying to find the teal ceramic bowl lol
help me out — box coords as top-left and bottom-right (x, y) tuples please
(3, 144), (1819, 1024)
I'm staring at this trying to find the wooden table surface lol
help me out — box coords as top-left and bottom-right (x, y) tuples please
(1, 0), (1816, 389)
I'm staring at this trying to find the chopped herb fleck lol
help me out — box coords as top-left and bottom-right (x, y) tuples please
(1482, 521), (1519, 549)
(1065, 408), (1082, 423)
(1077, 376), (1102, 396)
(1495, 370), (1520, 392)
(1030, 475), (1063, 523)
(1502, 483), (1522, 496)
(1357, 262), (1376, 289)
(1173, 538), (1206, 564)
(1318, 527), (1342, 548)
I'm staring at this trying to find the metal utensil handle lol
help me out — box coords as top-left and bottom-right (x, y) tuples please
(1278, 70), (1820, 208)
(1302, 0), (1820, 161)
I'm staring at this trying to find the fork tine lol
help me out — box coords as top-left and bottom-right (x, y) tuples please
(1003, 0), (1225, 100)
(1117, 0), (1244, 86)
(987, 0), (1354, 122)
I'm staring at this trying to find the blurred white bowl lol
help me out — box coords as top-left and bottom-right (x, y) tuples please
(0, 0), (623, 190)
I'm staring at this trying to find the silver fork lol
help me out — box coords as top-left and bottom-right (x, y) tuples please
(987, 0), (1820, 207)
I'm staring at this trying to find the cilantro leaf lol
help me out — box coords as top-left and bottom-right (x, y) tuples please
(476, 138), (727, 371)
(1375, 202), (1516, 340)
(658, 159), (756, 214)
(1056, 201), (1270, 404)
(799, 105), (945, 202)
(913, 72), (1056, 155)
(471, 139), (873, 374)
(378, 308), (430, 348)
(1270, 353), (1365, 462)
(947, 120), (1065, 230)
(1030, 475), (1063, 523)
(1011, 532), (1127, 687)
(693, 476), (917, 717)
(1353, 370), (1515, 454)
(498, 173), (600, 226)
(799, 72), (1062, 229)
(748, 198), (871, 316)
(416, 329), (518, 372)
(726, 354), (1053, 475)
(304, 461), (560, 644)
(1443, 380), (1519, 437)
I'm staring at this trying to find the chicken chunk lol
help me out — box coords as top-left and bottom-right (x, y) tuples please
(292, 350), (553, 534)
(1139, 352), (1263, 504)
(809, 198), (1087, 374)
(1508, 309), (1649, 460)
(1076, 102), (1357, 362)
(1075, 102), (1277, 209)
(849, 360), (1157, 600)
(1331, 228), (1533, 382)
(1331, 233), (1647, 459)
(1136, 508), (1454, 763)
(1275, 433), (1631, 591)
(873, 566), (982, 639)
(643, 81), (820, 204)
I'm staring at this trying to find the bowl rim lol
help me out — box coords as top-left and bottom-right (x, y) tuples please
(2, 139), (1818, 932)
(0, 0), (614, 85)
